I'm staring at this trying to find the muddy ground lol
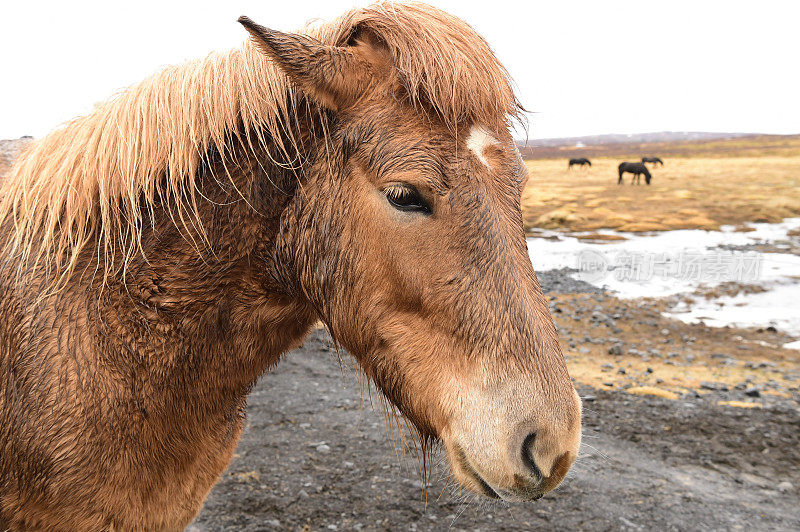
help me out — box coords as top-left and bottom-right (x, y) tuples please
(191, 271), (800, 531)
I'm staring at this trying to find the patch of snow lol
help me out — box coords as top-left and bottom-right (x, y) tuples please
(526, 218), (800, 335)
(783, 339), (800, 350)
(667, 281), (800, 336)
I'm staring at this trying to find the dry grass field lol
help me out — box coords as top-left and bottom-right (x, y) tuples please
(521, 135), (800, 233)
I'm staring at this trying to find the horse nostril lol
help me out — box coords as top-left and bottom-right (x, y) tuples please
(521, 432), (543, 481)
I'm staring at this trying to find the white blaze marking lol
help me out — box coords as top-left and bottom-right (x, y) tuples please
(466, 125), (499, 169)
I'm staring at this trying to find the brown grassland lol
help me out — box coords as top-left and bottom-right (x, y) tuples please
(521, 134), (800, 233)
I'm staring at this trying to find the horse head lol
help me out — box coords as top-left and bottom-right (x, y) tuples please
(241, 9), (581, 501)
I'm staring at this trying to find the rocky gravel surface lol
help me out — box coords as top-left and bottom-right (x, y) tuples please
(537, 267), (605, 295)
(191, 328), (800, 531)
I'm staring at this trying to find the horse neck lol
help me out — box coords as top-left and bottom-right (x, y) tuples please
(76, 129), (320, 405)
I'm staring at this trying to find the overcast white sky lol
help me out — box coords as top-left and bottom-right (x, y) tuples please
(1, 1), (798, 140)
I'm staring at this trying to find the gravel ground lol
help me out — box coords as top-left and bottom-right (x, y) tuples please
(537, 268), (604, 295)
(191, 270), (800, 531)
(191, 329), (799, 531)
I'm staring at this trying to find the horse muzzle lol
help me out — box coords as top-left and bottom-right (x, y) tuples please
(440, 381), (582, 501)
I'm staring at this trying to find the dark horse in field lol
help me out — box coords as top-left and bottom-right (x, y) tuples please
(641, 156), (664, 167)
(618, 161), (652, 185)
(568, 157), (591, 169)
(0, 3), (580, 530)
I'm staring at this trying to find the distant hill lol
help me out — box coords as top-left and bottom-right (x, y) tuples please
(516, 131), (756, 149)
(516, 132), (800, 160)
(0, 137), (34, 178)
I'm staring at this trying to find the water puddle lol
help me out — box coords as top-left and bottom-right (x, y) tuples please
(527, 218), (800, 339)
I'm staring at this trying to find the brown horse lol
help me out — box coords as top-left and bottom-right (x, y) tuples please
(0, 3), (581, 529)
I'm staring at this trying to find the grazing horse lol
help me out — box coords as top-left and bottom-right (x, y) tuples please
(618, 161), (652, 185)
(568, 157), (591, 169)
(641, 156), (664, 167)
(0, 3), (581, 530)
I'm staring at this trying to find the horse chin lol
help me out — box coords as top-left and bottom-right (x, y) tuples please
(442, 437), (503, 499)
(441, 437), (547, 502)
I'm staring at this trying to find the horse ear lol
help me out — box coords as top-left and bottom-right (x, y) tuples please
(238, 16), (383, 111)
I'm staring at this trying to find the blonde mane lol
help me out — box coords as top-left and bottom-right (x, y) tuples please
(0, 1), (520, 285)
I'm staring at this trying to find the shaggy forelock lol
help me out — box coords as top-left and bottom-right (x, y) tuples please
(322, 2), (521, 128)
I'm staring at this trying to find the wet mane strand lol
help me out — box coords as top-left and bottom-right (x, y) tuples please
(0, 1), (520, 285)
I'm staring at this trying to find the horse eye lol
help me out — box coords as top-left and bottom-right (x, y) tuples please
(384, 185), (431, 214)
